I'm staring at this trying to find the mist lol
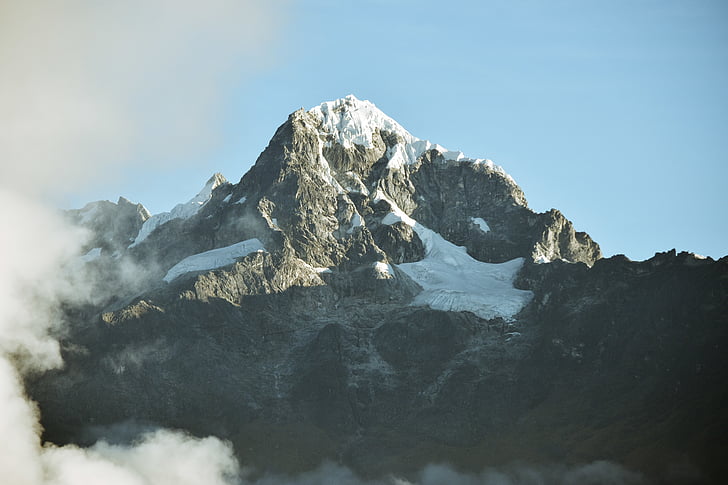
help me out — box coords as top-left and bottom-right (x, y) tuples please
(240, 461), (644, 485)
(0, 1), (285, 483)
(0, 2), (654, 484)
(0, 0), (288, 195)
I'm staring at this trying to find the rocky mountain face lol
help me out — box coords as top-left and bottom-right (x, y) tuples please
(28, 96), (727, 484)
(67, 196), (151, 255)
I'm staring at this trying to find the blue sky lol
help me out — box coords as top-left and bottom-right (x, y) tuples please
(62, 0), (728, 260)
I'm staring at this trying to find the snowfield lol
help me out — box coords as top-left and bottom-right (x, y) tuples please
(376, 190), (532, 320)
(163, 239), (265, 283)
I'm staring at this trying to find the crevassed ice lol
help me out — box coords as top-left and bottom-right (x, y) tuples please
(130, 174), (227, 247)
(308, 95), (516, 183)
(376, 191), (532, 320)
(163, 238), (265, 283)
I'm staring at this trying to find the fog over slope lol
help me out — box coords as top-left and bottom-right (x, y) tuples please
(0, 1), (265, 483)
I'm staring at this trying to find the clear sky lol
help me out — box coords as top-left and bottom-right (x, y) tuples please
(56, 0), (727, 261)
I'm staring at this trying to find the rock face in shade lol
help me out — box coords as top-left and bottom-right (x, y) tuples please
(29, 96), (727, 483)
(67, 196), (151, 254)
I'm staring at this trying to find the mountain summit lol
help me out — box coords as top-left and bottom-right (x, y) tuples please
(32, 96), (727, 482)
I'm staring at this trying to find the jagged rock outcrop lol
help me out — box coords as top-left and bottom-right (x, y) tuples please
(67, 196), (150, 254)
(28, 96), (728, 484)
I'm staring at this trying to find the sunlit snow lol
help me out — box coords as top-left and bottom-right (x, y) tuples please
(309, 95), (517, 185)
(130, 174), (227, 247)
(373, 261), (395, 279)
(347, 212), (364, 234)
(376, 191), (532, 320)
(163, 238), (265, 283)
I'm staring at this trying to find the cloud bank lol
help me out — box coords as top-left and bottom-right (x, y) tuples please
(0, 1), (285, 484)
(0, 0), (288, 194)
(0, 2), (647, 484)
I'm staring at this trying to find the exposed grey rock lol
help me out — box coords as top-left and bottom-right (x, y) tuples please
(67, 197), (150, 254)
(36, 97), (728, 483)
(371, 221), (424, 264)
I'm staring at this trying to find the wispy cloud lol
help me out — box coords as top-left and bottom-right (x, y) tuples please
(0, 0), (289, 195)
(0, 1), (288, 483)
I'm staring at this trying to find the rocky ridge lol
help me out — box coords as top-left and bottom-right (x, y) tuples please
(28, 96), (728, 484)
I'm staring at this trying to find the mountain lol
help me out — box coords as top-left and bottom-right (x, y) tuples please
(29, 95), (727, 484)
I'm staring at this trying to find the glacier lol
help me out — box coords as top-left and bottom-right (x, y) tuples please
(163, 239), (265, 283)
(376, 190), (532, 320)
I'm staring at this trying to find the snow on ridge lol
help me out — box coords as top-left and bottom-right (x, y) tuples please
(163, 238), (265, 283)
(130, 173), (228, 247)
(376, 191), (532, 320)
(309, 94), (416, 150)
(315, 136), (346, 194)
(373, 261), (395, 279)
(308, 95), (517, 184)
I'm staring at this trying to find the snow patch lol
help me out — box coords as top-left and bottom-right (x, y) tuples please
(347, 212), (364, 234)
(234, 196), (247, 205)
(470, 217), (490, 233)
(373, 261), (395, 279)
(377, 192), (532, 320)
(80, 247), (102, 263)
(302, 262), (333, 275)
(130, 173), (227, 247)
(341, 171), (370, 195)
(163, 238), (265, 283)
(315, 137), (346, 194)
(222, 194), (232, 203)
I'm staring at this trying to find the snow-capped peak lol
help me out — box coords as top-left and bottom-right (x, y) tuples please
(129, 173), (228, 247)
(190, 173), (228, 206)
(308, 95), (517, 184)
(309, 95), (416, 150)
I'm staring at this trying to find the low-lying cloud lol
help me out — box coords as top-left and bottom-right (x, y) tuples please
(0, 2), (652, 484)
(241, 461), (644, 485)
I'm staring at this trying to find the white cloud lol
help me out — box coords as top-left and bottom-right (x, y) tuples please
(0, 0), (289, 195)
(0, 1), (288, 483)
